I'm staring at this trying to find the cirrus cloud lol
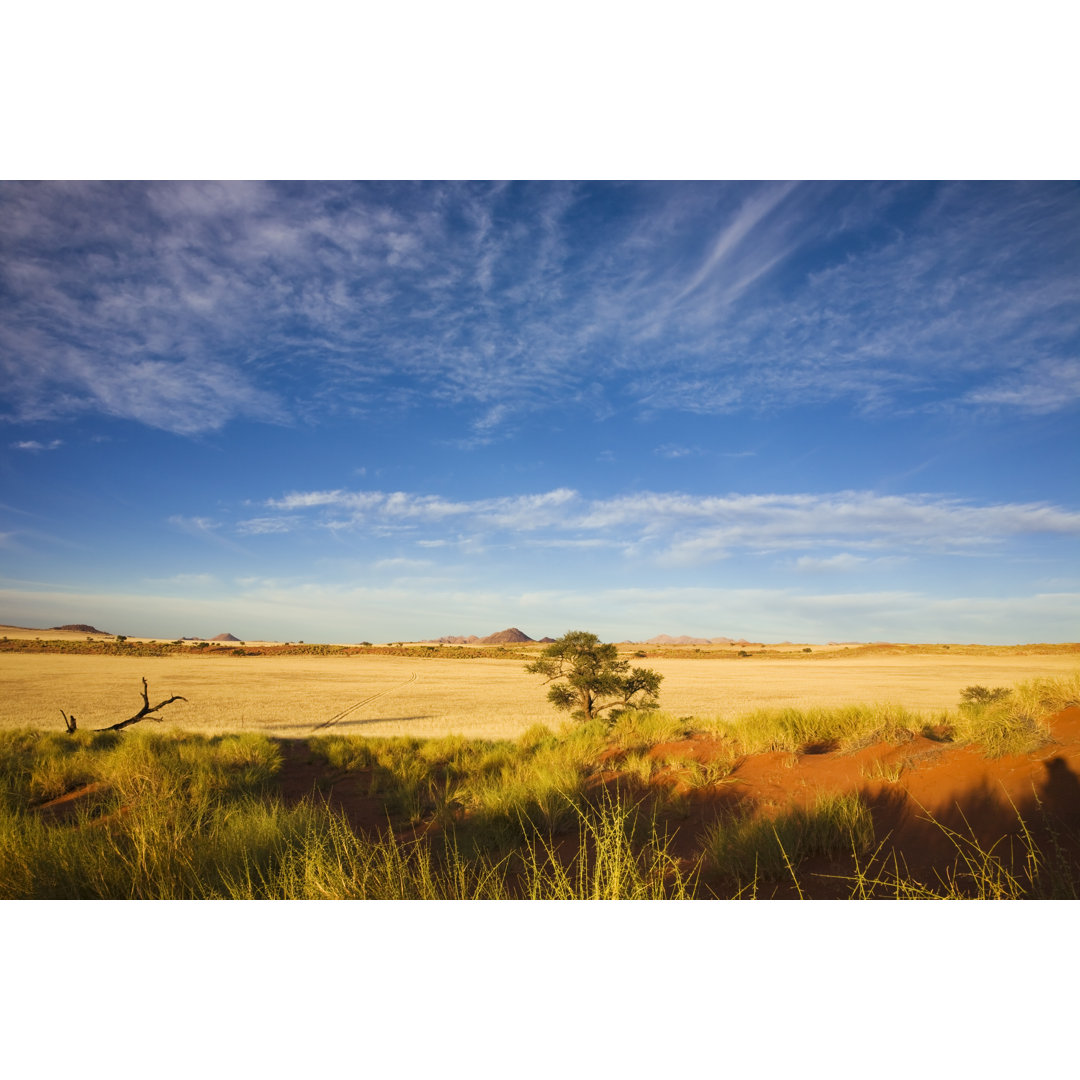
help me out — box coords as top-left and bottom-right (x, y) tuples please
(3, 181), (1077, 444)
(237, 485), (1080, 566)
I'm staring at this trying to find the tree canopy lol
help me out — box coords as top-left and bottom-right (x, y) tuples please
(524, 630), (663, 723)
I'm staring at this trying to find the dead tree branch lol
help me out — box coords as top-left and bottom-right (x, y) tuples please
(61, 677), (187, 733)
(99, 677), (187, 731)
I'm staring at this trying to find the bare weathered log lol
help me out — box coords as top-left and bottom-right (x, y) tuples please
(61, 677), (187, 733)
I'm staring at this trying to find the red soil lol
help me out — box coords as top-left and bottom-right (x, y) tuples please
(273, 708), (1080, 896)
(641, 706), (1080, 895)
(32, 782), (110, 820)
(275, 740), (396, 836)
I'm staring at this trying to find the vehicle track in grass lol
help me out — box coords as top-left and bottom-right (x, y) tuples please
(311, 672), (419, 731)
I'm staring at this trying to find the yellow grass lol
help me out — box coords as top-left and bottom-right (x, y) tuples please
(2, 649), (1078, 740)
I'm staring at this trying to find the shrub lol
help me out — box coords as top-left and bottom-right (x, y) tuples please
(960, 685), (1012, 707)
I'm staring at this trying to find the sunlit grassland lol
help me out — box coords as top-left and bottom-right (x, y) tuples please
(1, 673), (1077, 899)
(0, 728), (288, 899)
(0, 727), (694, 899)
(3, 651), (1079, 740)
(0, 654), (552, 738)
(684, 672), (1079, 758)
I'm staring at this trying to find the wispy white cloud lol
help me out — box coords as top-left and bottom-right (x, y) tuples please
(267, 490), (365, 511)
(654, 444), (697, 459)
(669, 181), (799, 306)
(235, 517), (299, 535)
(78, 358), (284, 435)
(11, 439), (62, 451)
(625, 183), (1080, 417)
(167, 514), (249, 554)
(266, 487), (580, 532)
(963, 357), (1080, 413)
(168, 515), (220, 534)
(245, 485), (1080, 566)
(792, 553), (909, 573)
(3, 182), (1076, 442)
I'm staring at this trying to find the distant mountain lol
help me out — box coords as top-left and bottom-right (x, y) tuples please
(479, 627), (535, 644)
(431, 628), (538, 645)
(50, 624), (110, 635)
(211, 633), (241, 642)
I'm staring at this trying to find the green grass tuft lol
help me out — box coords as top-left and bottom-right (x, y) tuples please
(704, 792), (876, 885)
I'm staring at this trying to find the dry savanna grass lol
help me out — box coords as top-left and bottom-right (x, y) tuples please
(2, 648), (1079, 739)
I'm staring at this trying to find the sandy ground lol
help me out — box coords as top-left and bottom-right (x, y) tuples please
(3, 648), (1079, 740)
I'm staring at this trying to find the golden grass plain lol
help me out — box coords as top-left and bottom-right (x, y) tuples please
(3, 649), (1079, 740)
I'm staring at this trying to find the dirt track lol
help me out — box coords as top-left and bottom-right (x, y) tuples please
(312, 672), (419, 730)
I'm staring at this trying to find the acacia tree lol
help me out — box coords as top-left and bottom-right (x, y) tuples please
(525, 630), (663, 724)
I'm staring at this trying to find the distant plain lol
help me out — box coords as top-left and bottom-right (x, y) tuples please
(3, 625), (1078, 739)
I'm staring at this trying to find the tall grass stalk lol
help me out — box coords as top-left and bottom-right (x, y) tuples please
(515, 788), (698, 900)
(704, 792), (876, 885)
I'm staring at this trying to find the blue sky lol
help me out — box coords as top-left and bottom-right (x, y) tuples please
(2, 180), (1078, 643)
